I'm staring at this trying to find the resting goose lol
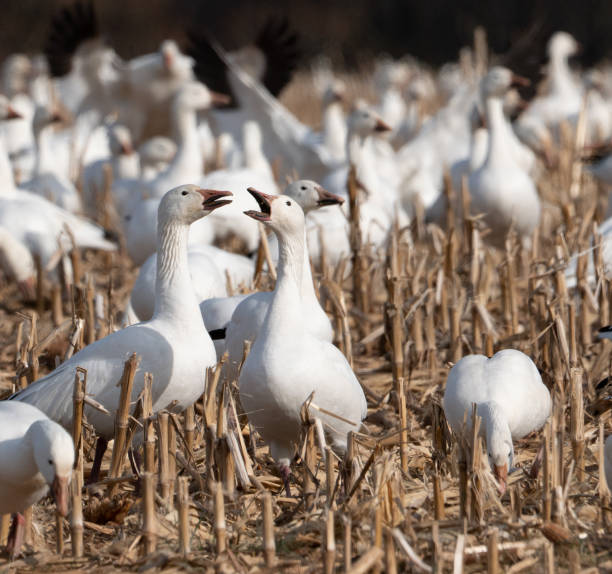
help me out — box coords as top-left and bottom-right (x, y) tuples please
(443, 349), (551, 494)
(214, 180), (342, 373)
(238, 188), (366, 494)
(468, 67), (541, 248)
(11, 184), (232, 479)
(0, 401), (73, 559)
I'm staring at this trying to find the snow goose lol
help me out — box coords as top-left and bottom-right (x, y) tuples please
(21, 105), (81, 213)
(239, 187), (366, 493)
(516, 31), (582, 149)
(216, 180), (342, 373)
(0, 107), (116, 270)
(443, 349), (551, 494)
(0, 401), (73, 558)
(11, 185), (232, 477)
(81, 121), (140, 215)
(319, 79), (347, 163)
(468, 67), (541, 248)
(0, 225), (35, 299)
(143, 81), (228, 199)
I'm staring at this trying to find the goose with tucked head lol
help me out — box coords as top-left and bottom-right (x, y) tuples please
(0, 402), (74, 559)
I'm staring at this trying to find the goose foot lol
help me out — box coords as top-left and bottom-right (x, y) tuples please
(87, 436), (108, 484)
(6, 513), (25, 560)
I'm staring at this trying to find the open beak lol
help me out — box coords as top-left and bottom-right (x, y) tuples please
(197, 188), (233, 212)
(210, 91), (232, 107)
(244, 187), (277, 222)
(52, 475), (70, 516)
(494, 464), (508, 495)
(7, 106), (22, 120)
(374, 118), (392, 133)
(316, 185), (344, 207)
(511, 74), (531, 88)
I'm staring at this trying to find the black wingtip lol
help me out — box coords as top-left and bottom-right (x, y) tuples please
(255, 15), (301, 97)
(599, 325), (612, 333)
(208, 327), (227, 340)
(596, 376), (610, 391)
(185, 30), (238, 109)
(44, 0), (100, 78)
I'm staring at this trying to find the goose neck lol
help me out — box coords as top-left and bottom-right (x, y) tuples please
(0, 137), (15, 190)
(35, 125), (54, 175)
(262, 227), (305, 336)
(154, 218), (197, 319)
(478, 401), (511, 443)
(323, 103), (346, 159)
(549, 53), (574, 95)
(484, 96), (512, 167)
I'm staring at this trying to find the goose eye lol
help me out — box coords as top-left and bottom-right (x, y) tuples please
(286, 201), (292, 206)
(125, 214), (132, 222)
(300, 186), (306, 191)
(181, 190), (188, 196)
(48, 459), (53, 465)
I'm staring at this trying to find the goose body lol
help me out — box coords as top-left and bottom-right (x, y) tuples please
(443, 349), (551, 492)
(238, 188), (366, 479)
(11, 185), (232, 439)
(221, 181), (341, 380)
(468, 68), (541, 247)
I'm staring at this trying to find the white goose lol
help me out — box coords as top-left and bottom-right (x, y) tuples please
(468, 67), (541, 248)
(11, 184), (232, 478)
(0, 401), (73, 559)
(239, 188), (366, 493)
(443, 349), (551, 494)
(217, 181), (343, 375)
(21, 105), (81, 213)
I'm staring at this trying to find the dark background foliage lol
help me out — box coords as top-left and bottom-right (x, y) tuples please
(4, 0), (612, 69)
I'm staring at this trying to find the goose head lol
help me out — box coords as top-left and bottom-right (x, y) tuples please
(245, 187), (305, 236)
(32, 104), (66, 136)
(107, 123), (133, 156)
(0, 95), (22, 121)
(322, 79), (346, 107)
(348, 102), (391, 138)
(29, 420), (74, 516)
(159, 184), (233, 225)
(485, 420), (514, 495)
(284, 180), (344, 213)
(548, 31), (580, 61)
(480, 66), (529, 100)
(138, 136), (177, 169)
(173, 81), (229, 112)
(160, 39), (194, 80)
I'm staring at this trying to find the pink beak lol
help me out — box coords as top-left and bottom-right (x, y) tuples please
(494, 464), (508, 495)
(197, 188), (233, 211)
(52, 475), (70, 516)
(316, 185), (345, 206)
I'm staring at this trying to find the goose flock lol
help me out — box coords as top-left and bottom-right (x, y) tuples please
(0, 0), (612, 561)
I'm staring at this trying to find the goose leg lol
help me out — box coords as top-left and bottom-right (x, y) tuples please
(88, 436), (108, 484)
(6, 512), (25, 560)
(279, 463), (292, 497)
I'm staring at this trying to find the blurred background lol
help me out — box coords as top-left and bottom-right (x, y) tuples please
(3, 0), (612, 69)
